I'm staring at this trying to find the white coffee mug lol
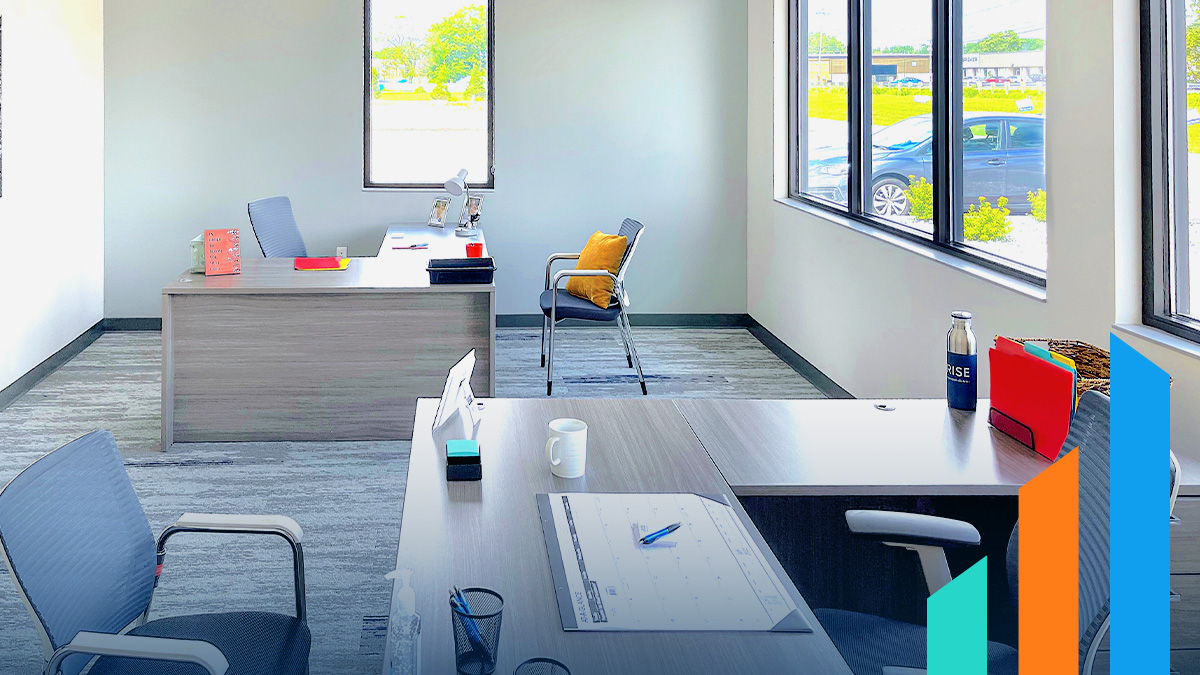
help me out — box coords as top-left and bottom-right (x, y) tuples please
(546, 418), (587, 478)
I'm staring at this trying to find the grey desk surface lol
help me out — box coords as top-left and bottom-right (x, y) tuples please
(674, 398), (1053, 497)
(675, 398), (1200, 497)
(390, 398), (853, 675)
(163, 225), (492, 294)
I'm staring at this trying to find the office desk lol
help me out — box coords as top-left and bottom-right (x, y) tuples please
(674, 398), (1052, 496)
(388, 398), (853, 675)
(160, 226), (495, 448)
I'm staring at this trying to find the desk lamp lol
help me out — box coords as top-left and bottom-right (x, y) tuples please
(444, 169), (479, 238)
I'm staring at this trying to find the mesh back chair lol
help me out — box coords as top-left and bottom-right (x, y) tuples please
(815, 391), (1161, 675)
(247, 196), (308, 258)
(539, 219), (646, 396)
(0, 431), (310, 675)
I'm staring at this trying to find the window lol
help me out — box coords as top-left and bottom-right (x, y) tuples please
(1143, 0), (1200, 342)
(364, 0), (493, 189)
(790, 0), (1047, 283)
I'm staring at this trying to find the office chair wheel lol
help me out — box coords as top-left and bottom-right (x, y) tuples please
(640, 382), (648, 396)
(547, 382), (553, 396)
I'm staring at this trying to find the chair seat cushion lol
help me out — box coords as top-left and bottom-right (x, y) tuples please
(87, 611), (309, 675)
(540, 289), (621, 322)
(814, 608), (1017, 675)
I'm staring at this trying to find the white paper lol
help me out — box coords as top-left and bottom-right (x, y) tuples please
(546, 493), (801, 631)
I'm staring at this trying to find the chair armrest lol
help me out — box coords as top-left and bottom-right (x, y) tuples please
(846, 510), (980, 595)
(551, 269), (619, 290)
(155, 513), (306, 621)
(846, 510), (980, 548)
(170, 513), (303, 544)
(47, 632), (228, 675)
(545, 253), (581, 289)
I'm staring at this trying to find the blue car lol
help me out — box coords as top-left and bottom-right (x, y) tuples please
(890, 77), (925, 87)
(806, 112), (1045, 216)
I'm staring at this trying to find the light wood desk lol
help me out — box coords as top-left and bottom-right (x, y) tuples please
(160, 226), (494, 448)
(674, 398), (1053, 496)
(389, 398), (853, 675)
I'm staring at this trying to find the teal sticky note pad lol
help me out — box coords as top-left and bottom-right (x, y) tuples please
(447, 439), (479, 459)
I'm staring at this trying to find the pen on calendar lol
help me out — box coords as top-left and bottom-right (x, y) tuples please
(639, 522), (682, 545)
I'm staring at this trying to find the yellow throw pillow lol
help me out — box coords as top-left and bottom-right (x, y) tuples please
(565, 231), (628, 309)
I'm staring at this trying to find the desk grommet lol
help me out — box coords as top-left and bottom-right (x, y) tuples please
(874, 404), (896, 412)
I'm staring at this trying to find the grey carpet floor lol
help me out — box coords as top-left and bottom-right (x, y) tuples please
(0, 328), (823, 673)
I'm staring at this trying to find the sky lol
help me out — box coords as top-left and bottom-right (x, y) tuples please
(371, 0), (481, 45)
(810, 0), (1046, 50)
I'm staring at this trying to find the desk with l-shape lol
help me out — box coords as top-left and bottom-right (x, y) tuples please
(385, 396), (1114, 674)
(160, 225), (495, 448)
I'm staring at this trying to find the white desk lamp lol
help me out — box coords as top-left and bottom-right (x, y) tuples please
(444, 169), (479, 238)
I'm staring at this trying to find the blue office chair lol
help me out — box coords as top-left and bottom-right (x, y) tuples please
(540, 218), (646, 396)
(247, 196), (308, 258)
(0, 431), (310, 675)
(814, 392), (1169, 675)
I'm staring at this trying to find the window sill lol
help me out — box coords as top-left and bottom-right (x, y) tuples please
(772, 196), (1048, 302)
(362, 186), (496, 193)
(1113, 324), (1200, 362)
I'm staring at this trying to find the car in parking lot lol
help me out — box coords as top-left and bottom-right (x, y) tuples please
(890, 77), (925, 87)
(805, 112), (1045, 217)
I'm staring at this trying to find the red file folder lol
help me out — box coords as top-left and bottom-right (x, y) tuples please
(294, 257), (348, 271)
(989, 346), (1074, 460)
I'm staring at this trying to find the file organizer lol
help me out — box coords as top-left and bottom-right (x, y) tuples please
(989, 338), (1075, 460)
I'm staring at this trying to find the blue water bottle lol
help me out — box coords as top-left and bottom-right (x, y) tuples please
(946, 311), (977, 410)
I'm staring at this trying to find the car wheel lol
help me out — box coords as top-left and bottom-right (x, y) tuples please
(872, 178), (911, 217)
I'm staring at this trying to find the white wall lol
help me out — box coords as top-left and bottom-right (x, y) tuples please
(102, 0), (748, 318)
(0, 0), (104, 390)
(746, 0), (1200, 458)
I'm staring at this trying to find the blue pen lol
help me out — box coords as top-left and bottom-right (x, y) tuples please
(639, 522), (682, 545)
(450, 587), (490, 662)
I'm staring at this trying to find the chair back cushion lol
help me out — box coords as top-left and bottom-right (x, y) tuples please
(1005, 390), (1111, 672)
(248, 196), (308, 258)
(566, 230), (627, 308)
(0, 431), (156, 675)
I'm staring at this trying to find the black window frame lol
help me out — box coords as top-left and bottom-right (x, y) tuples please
(787, 0), (1047, 287)
(362, 0), (496, 190)
(1142, 0), (1200, 343)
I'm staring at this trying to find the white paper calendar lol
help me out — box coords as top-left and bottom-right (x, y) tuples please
(536, 492), (810, 632)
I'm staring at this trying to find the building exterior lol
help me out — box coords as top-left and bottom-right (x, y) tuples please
(807, 50), (1045, 84)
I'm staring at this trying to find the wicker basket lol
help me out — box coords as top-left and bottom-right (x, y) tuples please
(1001, 337), (1111, 399)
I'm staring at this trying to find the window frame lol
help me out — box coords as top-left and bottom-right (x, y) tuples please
(362, 0), (496, 191)
(1142, 0), (1200, 343)
(787, 0), (1047, 287)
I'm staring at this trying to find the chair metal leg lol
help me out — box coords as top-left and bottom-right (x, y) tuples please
(616, 315), (633, 368)
(546, 318), (556, 396)
(620, 310), (647, 395)
(540, 314), (548, 368)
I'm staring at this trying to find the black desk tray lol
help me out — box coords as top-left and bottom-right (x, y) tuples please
(427, 257), (496, 284)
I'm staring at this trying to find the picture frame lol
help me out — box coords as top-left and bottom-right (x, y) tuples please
(428, 196), (452, 228)
(463, 194), (484, 224)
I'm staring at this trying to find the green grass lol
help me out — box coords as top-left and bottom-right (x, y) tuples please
(807, 86), (1046, 127)
(1189, 93), (1200, 154)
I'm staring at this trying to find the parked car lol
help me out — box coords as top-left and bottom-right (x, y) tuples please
(984, 76), (1008, 84)
(806, 112), (1045, 217)
(890, 77), (925, 87)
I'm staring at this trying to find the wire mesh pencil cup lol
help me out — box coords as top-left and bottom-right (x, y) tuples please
(450, 587), (504, 675)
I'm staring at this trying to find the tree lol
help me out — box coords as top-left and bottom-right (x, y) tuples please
(876, 45), (916, 54)
(374, 38), (427, 79)
(964, 30), (1044, 53)
(464, 66), (486, 100)
(808, 32), (845, 55)
(426, 5), (488, 85)
(1187, 0), (1200, 82)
